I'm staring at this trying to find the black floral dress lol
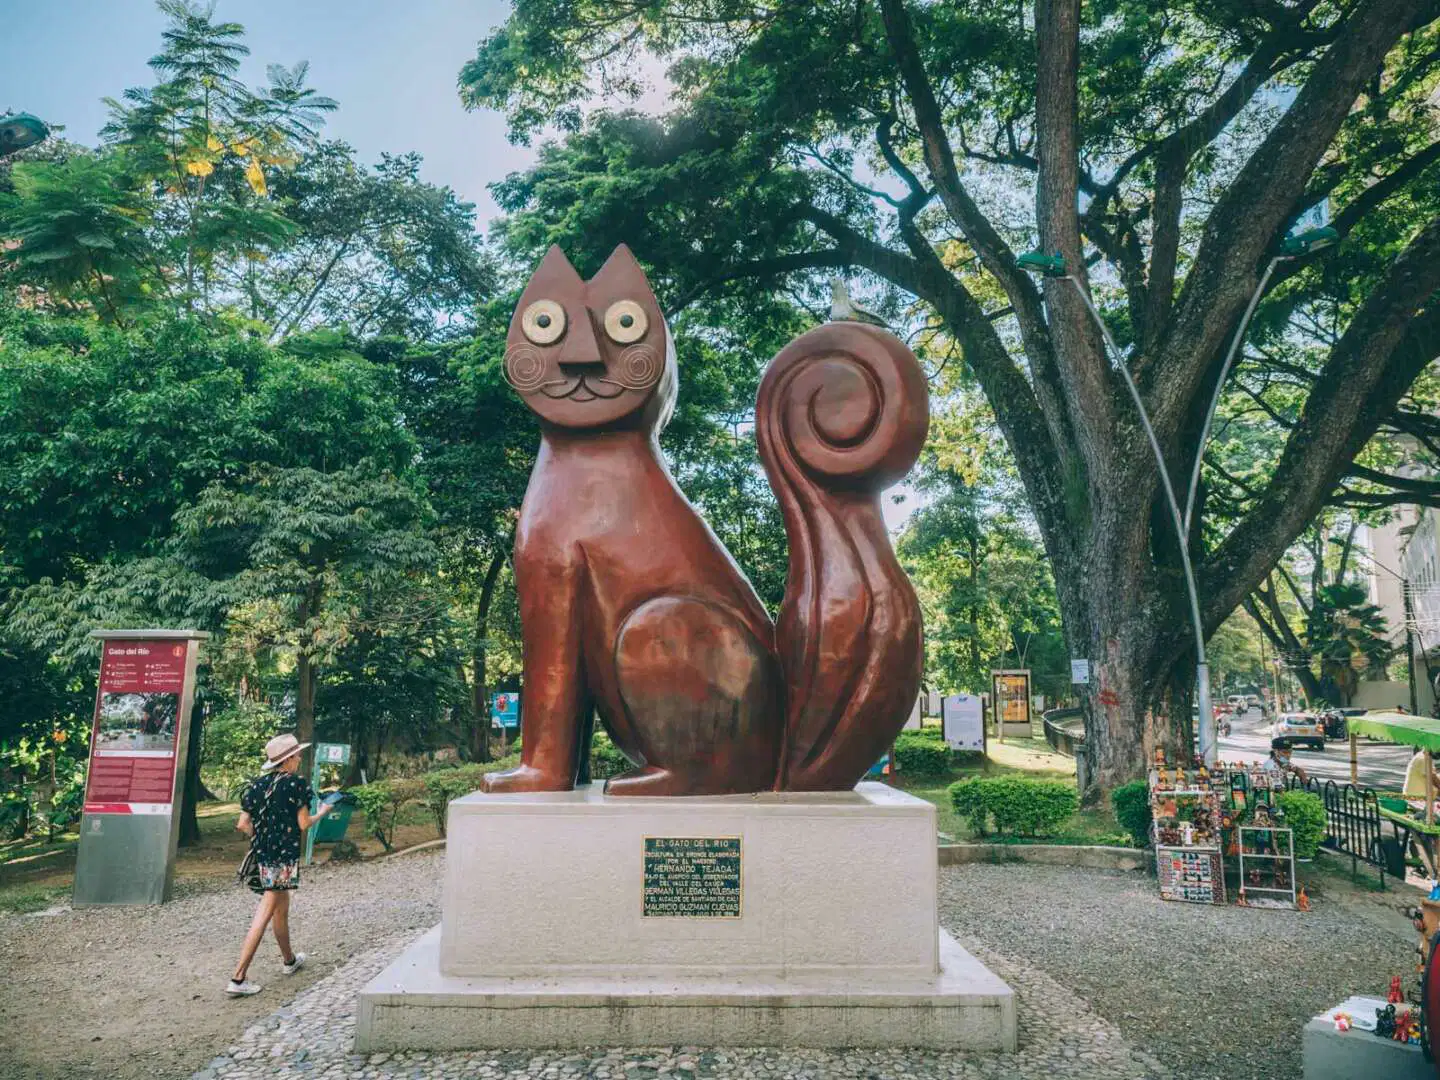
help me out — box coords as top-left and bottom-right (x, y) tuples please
(241, 772), (315, 891)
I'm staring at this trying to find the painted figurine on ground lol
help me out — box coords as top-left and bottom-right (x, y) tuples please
(482, 245), (930, 796)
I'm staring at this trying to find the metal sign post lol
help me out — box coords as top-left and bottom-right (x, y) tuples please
(74, 629), (208, 906)
(304, 742), (351, 865)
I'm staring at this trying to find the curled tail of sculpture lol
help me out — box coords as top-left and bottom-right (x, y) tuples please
(755, 322), (930, 791)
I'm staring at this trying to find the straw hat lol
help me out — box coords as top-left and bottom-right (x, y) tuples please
(261, 733), (310, 772)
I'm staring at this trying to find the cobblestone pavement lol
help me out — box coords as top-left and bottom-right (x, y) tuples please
(191, 914), (1171, 1079)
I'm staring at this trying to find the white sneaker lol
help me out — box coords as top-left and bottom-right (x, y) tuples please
(226, 979), (261, 997)
(282, 952), (306, 975)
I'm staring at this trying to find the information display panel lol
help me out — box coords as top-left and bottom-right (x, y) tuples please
(74, 630), (207, 906)
(990, 669), (1033, 737)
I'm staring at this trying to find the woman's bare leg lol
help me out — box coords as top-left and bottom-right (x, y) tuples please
(233, 891), (277, 982)
(271, 889), (295, 965)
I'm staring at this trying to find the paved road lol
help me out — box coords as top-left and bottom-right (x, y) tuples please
(1216, 707), (1411, 791)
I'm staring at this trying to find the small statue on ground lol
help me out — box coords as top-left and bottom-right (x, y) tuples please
(483, 245), (929, 796)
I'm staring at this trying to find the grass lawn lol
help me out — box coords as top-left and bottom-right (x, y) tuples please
(0, 791), (448, 912)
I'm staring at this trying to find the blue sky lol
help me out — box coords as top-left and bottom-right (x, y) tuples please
(1, 0), (538, 227)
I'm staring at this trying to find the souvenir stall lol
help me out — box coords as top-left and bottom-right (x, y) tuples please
(1147, 751), (1299, 910)
(1148, 754), (1226, 904)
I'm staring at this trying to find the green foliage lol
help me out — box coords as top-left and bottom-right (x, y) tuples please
(1308, 583), (1391, 704)
(461, 0), (1440, 780)
(1111, 781), (1153, 848)
(1, 2), (489, 333)
(421, 763), (489, 835)
(201, 702), (285, 797)
(589, 730), (633, 780)
(1276, 790), (1327, 859)
(948, 777), (1079, 838)
(349, 777), (424, 852)
(893, 731), (952, 779)
(899, 403), (1069, 701)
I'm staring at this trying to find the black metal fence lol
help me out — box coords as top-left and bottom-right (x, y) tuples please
(1285, 775), (1391, 885)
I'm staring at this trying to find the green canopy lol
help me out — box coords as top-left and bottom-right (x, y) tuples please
(1348, 712), (1440, 753)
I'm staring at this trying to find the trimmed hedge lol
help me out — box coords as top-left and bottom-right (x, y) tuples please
(1276, 790), (1327, 858)
(948, 776), (1078, 837)
(421, 764), (489, 835)
(894, 731), (952, 778)
(1111, 781), (1152, 848)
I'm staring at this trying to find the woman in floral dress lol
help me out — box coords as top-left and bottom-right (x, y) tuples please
(226, 733), (333, 996)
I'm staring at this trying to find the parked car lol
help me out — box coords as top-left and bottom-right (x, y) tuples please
(1270, 712), (1326, 751)
(1226, 694), (1245, 711)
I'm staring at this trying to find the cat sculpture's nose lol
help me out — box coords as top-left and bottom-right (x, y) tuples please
(558, 307), (605, 371)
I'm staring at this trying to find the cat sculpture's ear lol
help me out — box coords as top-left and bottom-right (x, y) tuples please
(526, 245), (586, 292)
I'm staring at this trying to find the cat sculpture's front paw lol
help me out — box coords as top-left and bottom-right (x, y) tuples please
(480, 765), (574, 794)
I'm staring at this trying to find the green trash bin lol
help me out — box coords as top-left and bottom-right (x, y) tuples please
(311, 801), (354, 843)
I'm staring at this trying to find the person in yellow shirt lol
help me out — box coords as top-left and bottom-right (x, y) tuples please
(1404, 749), (1440, 801)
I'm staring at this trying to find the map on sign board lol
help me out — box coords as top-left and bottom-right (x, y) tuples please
(942, 694), (985, 751)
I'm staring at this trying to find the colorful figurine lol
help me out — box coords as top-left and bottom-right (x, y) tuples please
(1375, 1004), (1398, 1038)
(1297, 887), (1311, 912)
(1388, 975), (1404, 1004)
(1393, 1009), (1418, 1043)
(1333, 1011), (1351, 1032)
(1429, 880), (1440, 902)
(1236, 887), (1248, 907)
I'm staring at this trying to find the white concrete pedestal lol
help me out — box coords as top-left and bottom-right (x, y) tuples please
(356, 782), (1015, 1051)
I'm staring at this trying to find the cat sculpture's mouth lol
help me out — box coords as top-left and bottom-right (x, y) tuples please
(538, 375), (628, 402)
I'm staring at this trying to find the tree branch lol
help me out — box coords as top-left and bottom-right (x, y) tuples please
(1202, 212), (1440, 628)
(664, 249), (852, 317)
(1153, 0), (1435, 430)
(876, 0), (1050, 361)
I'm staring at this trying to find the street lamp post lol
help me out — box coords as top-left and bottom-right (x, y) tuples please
(1182, 226), (1338, 533)
(1017, 251), (1216, 764)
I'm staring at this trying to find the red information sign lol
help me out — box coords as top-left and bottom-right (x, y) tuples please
(99, 640), (187, 694)
(83, 639), (190, 813)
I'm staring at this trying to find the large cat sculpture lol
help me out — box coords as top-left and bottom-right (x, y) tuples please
(482, 244), (929, 796)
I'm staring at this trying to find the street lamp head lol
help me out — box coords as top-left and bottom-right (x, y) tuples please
(1280, 225), (1339, 257)
(1017, 250), (1067, 277)
(0, 113), (50, 158)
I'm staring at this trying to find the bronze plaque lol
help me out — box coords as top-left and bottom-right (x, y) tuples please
(642, 836), (742, 918)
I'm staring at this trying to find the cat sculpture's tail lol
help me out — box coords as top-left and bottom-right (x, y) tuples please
(755, 321), (931, 791)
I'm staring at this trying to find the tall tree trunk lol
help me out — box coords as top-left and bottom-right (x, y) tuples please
(177, 695), (207, 847)
(468, 547), (507, 763)
(295, 582), (320, 770)
(966, 534), (981, 674)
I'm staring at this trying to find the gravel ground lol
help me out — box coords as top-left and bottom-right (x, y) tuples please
(2, 849), (1415, 1080)
(0, 849), (444, 1080)
(939, 863), (1414, 1080)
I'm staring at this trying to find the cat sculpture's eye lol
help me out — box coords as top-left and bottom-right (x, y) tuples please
(603, 300), (648, 344)
(522, 300), (566, 344)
